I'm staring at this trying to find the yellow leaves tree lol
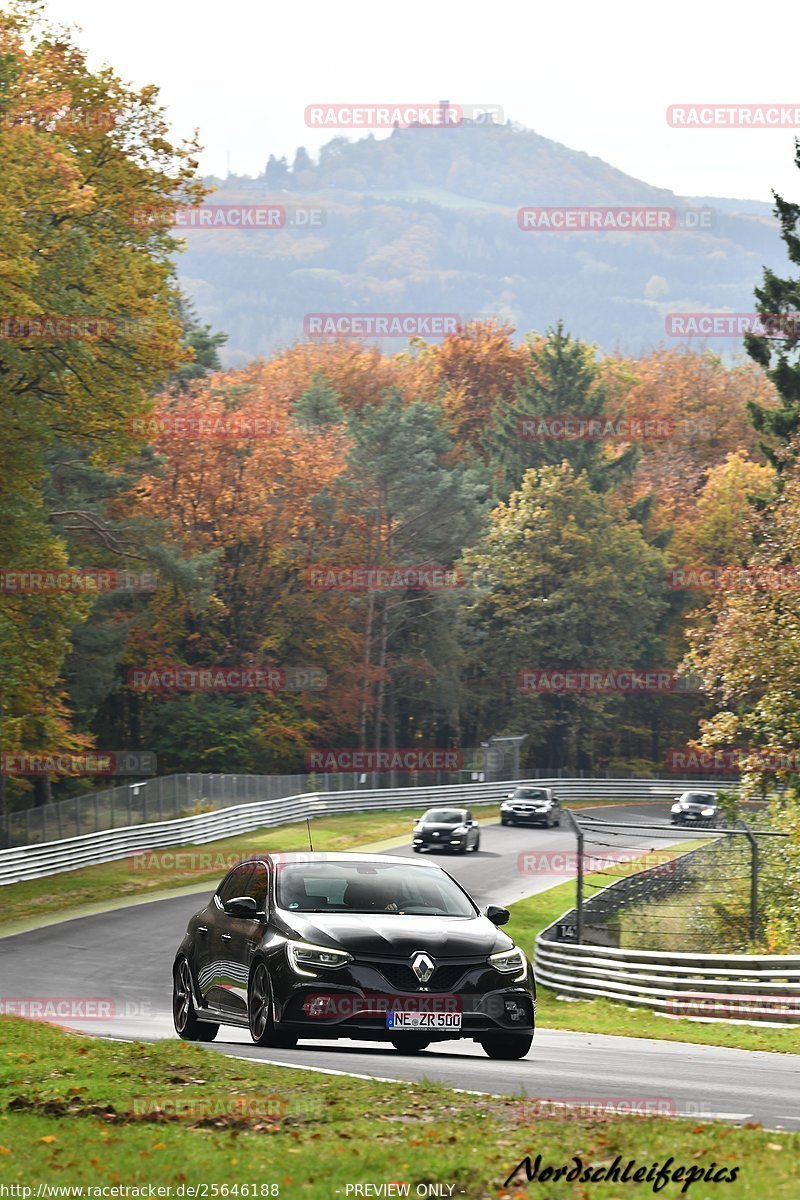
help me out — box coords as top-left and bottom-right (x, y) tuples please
(0, 1), (204, 824)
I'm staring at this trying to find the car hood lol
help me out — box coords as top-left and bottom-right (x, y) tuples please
(272, 911), (510, 957)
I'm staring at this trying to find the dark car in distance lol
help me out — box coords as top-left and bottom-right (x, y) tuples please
(412, 807), (481, 853)
(500, 787), (561, 828)
(670, 791), (720, 826)
(173, 852), (534, 1060)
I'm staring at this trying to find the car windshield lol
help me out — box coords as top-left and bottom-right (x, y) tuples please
(515, 789), (548, 800)
(275, 861), (476, 917)
(423, 809), (465, 824)
(683, 794), (714, 804)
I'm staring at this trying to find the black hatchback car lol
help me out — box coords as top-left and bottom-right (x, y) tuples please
(412, 807), (481, 853)
(173, 852), (534, 1060)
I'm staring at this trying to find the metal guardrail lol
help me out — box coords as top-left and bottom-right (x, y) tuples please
(0, 776), (730, 885)
(5, 765), (738, 849)
(534, 840), (799, 1024)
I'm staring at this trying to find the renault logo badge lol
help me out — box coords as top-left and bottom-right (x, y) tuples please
(411, 952), (435, 983)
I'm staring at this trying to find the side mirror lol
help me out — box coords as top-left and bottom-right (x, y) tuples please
(506, 792), (514, 800)
(485, 905), (510, 926)
(223, 895), (259, 919)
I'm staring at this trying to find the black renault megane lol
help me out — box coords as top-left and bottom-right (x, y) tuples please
(173, 852), (535, 1059)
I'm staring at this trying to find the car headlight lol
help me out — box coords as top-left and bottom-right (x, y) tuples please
(489, 946), (527, 980)
(670, 803), (681, 812)
(701, 807), (715, 817)
(413, 824), (423, 832)
(500, 802), (511, 809)
(286, 941), (352, 977)
(453, 825), (468, 834)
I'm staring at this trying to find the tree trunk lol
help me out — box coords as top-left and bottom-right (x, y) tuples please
(32, 775), (52, 806)
(358, 591), (376, 751)
(373, 600), (390, 754)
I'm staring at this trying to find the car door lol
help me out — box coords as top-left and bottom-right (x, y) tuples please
(202, 863), (255, 1014)
(217, 862), (269, 1019)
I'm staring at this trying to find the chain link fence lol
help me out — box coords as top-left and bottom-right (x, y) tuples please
(5, 764), (602, 848)
(565, 816), (785, 952)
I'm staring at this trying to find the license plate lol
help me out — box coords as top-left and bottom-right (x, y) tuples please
(387, 1011), (462, 1030)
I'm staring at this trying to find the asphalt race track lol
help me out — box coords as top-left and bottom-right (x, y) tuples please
(2, 803), (798, 1129)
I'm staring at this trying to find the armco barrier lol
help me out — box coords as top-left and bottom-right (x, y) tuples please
(534, 843), (799, 1025)
(0, 776), (730, 885)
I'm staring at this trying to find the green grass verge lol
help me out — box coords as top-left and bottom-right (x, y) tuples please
(0, 1016), (797, 1197)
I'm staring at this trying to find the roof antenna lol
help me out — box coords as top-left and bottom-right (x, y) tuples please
(306, 816), (314, 852)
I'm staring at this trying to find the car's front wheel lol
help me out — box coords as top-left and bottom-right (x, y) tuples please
(248, 961), (297, 1049)
(173, 958), (219, 1042)
(480, 1032), (533, 1060)
(390, 1035), (430, 1054)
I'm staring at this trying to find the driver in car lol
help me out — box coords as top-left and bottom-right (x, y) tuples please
(343, 878), (404, 913)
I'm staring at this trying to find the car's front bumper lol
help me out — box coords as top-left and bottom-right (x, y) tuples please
(502, 808), (553, 823)
(269, 954), (535, 1040)
(413, 835), (467, 849)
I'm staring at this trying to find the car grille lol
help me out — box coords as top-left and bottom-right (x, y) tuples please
(368, 960), (478, 992)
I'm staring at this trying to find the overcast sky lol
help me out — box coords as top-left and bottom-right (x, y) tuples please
(43, 0), (800, 202)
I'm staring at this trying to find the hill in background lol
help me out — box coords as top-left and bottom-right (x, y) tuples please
(176, 119), (782, 364)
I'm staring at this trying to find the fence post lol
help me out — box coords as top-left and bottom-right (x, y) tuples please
(563, 807), (584, 943)
(738, 819), (760, 945)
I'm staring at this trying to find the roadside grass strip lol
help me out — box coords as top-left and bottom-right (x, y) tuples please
(0, 1017), (797, 1197)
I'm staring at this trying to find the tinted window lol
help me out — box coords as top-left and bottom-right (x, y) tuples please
(423, 809), (465, 824)
(246, 864), (268, 911)
(515, 789), (548, 800)
(275, 861), (476, 917)
(218, 863), (255, 904)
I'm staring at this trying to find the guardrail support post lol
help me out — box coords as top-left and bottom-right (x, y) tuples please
(739, 819), (760, 945)
(563, 806), (584, 943)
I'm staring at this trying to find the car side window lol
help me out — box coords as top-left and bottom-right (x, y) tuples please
(217, 864), (255, 905)
(247, 864), (268, 913)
